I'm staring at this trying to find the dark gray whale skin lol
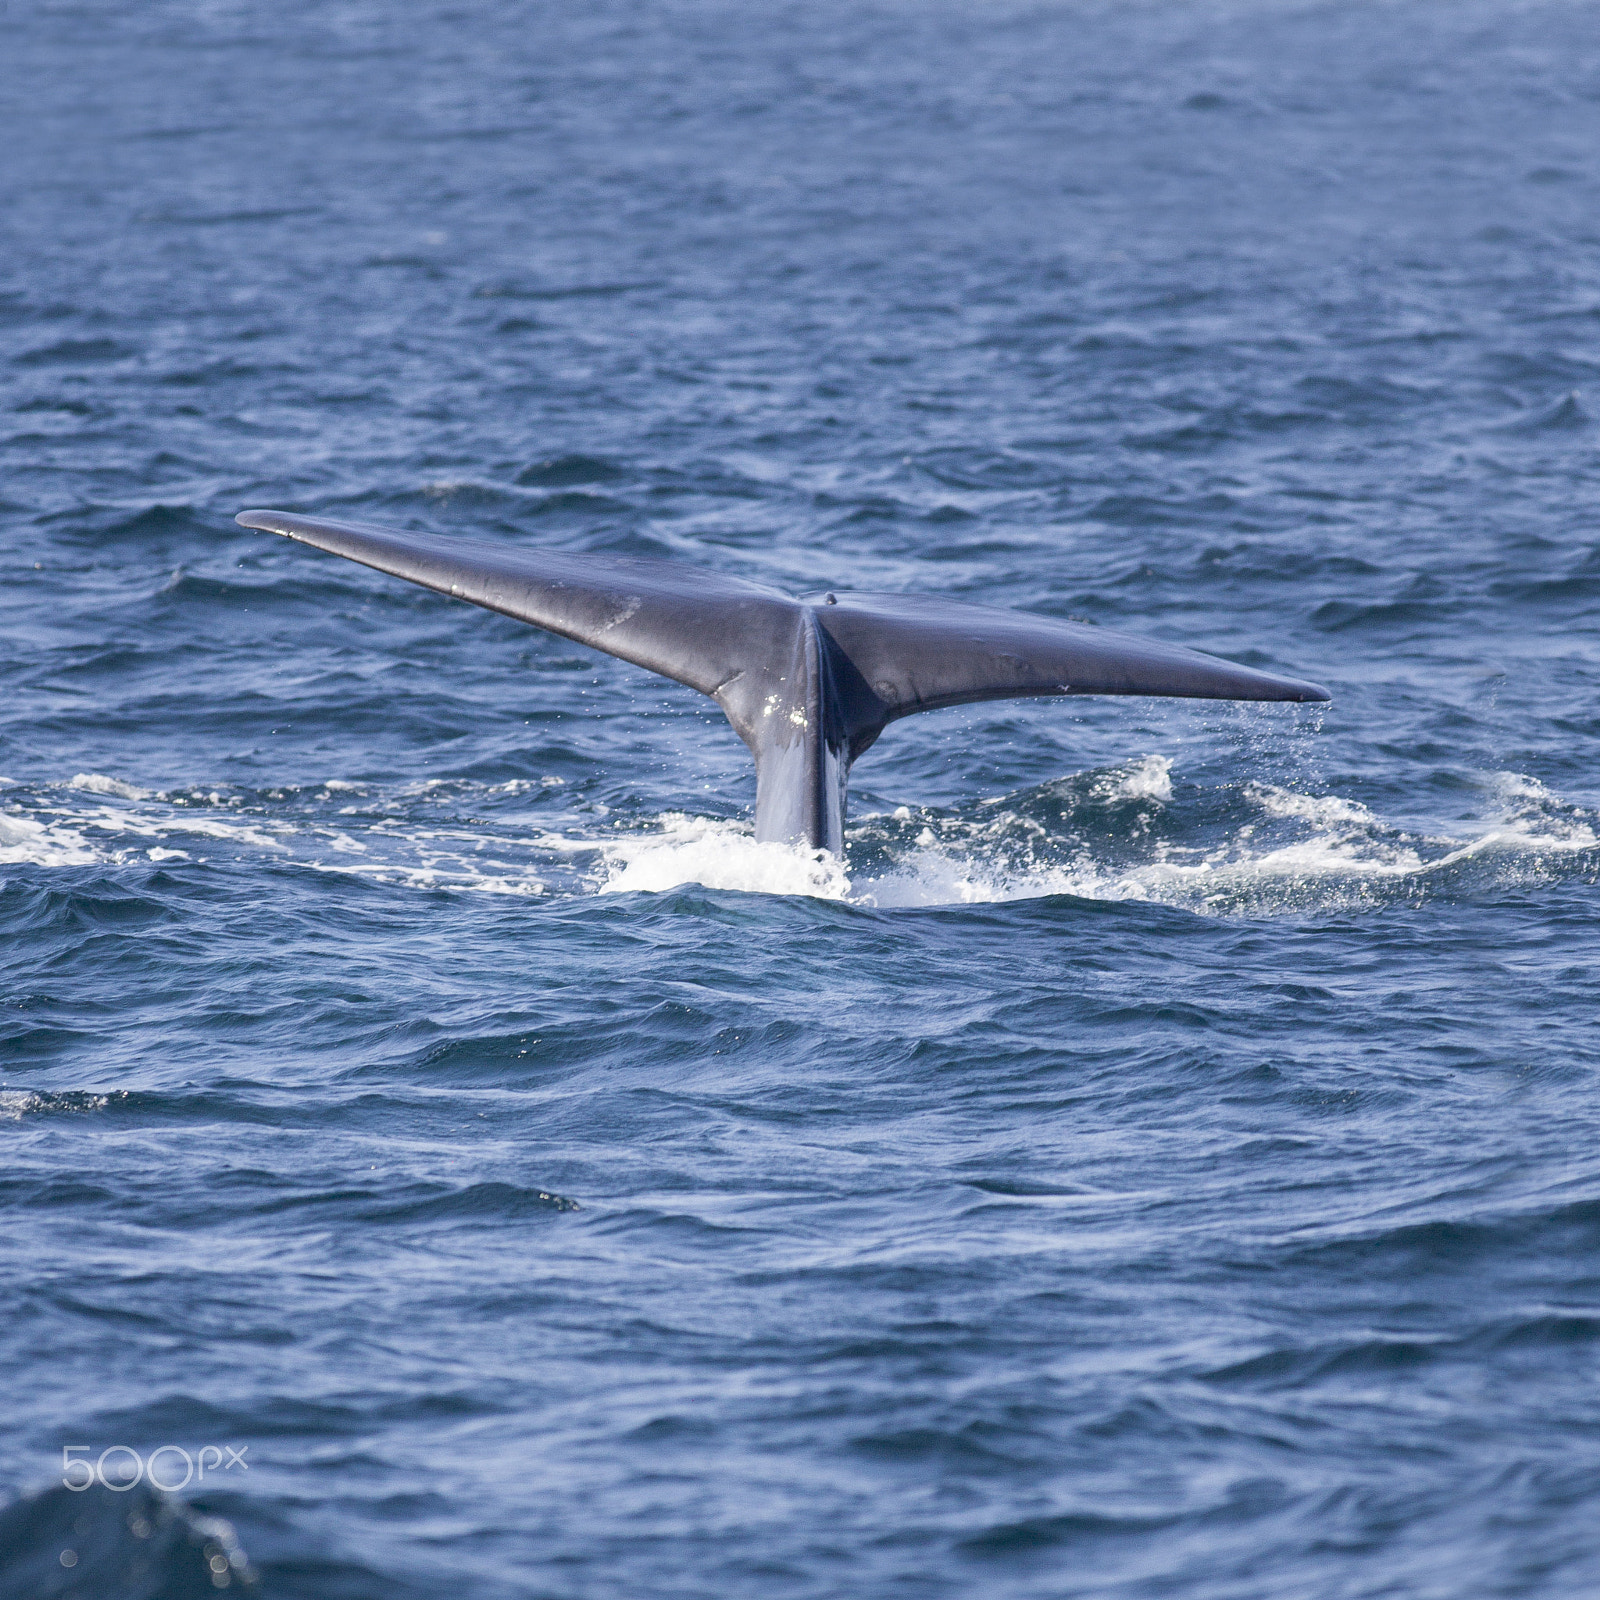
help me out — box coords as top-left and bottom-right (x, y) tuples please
(237, 510), (1330, 853)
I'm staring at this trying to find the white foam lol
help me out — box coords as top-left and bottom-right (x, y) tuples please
(0, 812), (100, 866)
(599, 814), (852, 900)
(300, 858), (549, 895)
(637, 764), (1597, 910)
(0, 1090), (111, 1120)
(1248, 783), (1375, 826)
(854, 851), (1081, 908)
(853, 765), (1599, 913)
(292, 816), (561, 894)
(1491, 771), (1553, 802)
(1, 763), (1591, 916)
(1097, 753), (1173, 802)
(69, 773), (151, 800)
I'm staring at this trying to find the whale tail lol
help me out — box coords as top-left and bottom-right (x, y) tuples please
(235, 510), (1330, 852)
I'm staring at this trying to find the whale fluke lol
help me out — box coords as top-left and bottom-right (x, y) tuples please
(237, 509), (1330, 852)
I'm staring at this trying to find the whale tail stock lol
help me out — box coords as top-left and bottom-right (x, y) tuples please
(235, 510), (1330, 853)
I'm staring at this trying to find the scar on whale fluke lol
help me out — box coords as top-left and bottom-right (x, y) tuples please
(236, 510), (1330, 853)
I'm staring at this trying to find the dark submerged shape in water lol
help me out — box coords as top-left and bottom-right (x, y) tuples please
(237, 510), (1330, 852)
(0, 1482), (257, 1599)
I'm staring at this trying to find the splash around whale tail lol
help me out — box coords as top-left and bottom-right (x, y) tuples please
(236, 510), (1330, 852)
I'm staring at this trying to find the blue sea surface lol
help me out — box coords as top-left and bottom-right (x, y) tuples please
(3, 1), (1600, 1594)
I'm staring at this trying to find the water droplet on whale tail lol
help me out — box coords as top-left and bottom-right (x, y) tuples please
(235, 509), (1330, 853)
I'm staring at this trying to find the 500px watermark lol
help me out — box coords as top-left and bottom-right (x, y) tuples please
(61, 1444), (248, 1493)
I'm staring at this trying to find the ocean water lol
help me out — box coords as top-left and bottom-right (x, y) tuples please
(3, 0), (1600, 1594)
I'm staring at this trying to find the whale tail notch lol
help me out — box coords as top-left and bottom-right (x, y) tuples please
(236, 510), (1330, 853)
